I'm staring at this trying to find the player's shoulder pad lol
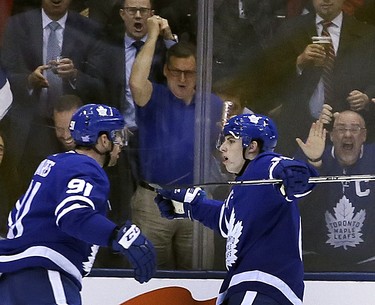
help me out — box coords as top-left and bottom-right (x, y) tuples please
(50, 151), (105, 177)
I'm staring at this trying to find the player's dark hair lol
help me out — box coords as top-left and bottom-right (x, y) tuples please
(253, 139), (264, 152)
(237, 139), (263, 176)
(75, 131), (107, 150)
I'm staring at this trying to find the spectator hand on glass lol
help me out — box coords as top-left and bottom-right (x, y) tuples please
(296, 119), (327, 165)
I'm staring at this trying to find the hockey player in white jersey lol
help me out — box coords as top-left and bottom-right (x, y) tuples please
(0, 104), (156, 304)
(154, 113), (318, 305)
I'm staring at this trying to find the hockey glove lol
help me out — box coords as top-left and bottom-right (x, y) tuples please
(157, 188), (206, 205)
(154, 193), (192, 219)
(111, 221), (156, 283)
(155, 188), (206, 220)
(272, 158), (317, 201)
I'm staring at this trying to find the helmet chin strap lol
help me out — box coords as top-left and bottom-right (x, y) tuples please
(236, 148), (251, 177)
(93, 142), (114, 167)
(236, 140), (263, 176)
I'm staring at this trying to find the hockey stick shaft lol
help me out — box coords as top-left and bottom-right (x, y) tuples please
(201, 174), (375, 187)
(147, 174), (375, 191)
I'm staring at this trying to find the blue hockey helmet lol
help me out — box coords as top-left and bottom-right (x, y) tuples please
(223, 113), (278, 152)
(70, 104), (125, 147)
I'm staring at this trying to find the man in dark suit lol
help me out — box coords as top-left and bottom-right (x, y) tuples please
(211, 0), (288, 116)
(263, 0), (375, 156)
(0, 0), (106, 192)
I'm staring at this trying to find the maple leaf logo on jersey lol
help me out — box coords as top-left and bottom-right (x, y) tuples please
(83, 244), (99, 275)
(325, 195), (366, 250)
(225, 209), (243, 270)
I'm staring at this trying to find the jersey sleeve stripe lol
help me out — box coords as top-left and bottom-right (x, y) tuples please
(55, 195), (95, 216)
(0, 246), (82, 284)
(55, 204), (90, 226)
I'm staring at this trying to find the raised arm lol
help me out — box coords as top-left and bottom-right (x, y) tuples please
(129, 16), (165, 107)
(296, 120), (327, 167)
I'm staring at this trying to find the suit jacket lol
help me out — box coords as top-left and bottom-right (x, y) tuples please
(102, 35), (167, 112)
(264, 13), (375, 155)
(0, 8), (107, 186)
(1, 8), (106, 108)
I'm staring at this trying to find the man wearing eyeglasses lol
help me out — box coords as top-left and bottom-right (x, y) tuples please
(264, 0), (375, 158)
(129, 15), (223, 270)
(104, 0), (177, 130)
(97, 0), (178, 268)
(296, 106), (375, 272)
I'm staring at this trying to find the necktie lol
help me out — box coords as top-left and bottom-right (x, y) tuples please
(46, 21), (61, 63)
(122, 40), (144, 126)
(132, 40), (144, 56)
(45, 21), (62, 117)
(321, 21), (335, 106)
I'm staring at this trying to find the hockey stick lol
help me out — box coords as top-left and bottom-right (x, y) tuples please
(209, 174), (375, 187)
(146, 174), (375, 191)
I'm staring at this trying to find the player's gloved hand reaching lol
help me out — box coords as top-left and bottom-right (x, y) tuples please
(155, 188), (206, 220)
(272, 158), (318, 201)
(154, 194), (184, 219)
(111, 221), (156, 283)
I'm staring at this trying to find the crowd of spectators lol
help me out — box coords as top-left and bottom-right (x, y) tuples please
(1, 0), (375, 273)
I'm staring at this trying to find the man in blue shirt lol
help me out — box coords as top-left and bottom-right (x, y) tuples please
(130, 14), (223, 269)
(99, 0), (177, 251)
